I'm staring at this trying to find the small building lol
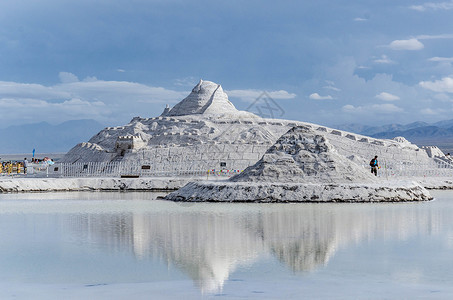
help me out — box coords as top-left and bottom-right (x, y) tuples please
(115, 135), (146, 156)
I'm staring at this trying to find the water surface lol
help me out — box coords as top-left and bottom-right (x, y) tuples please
(1, 191), (453, 299)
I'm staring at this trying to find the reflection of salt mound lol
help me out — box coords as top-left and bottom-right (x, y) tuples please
(132, 212), (263, 294)
(165, 126), (433, 202)
(59, 197), (447, 294)
(258, 208), (337, 272)
(231, 126), (374, 183)
(162, 79), (238, 117)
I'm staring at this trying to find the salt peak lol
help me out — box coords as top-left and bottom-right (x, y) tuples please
(161, 79), (238, 116)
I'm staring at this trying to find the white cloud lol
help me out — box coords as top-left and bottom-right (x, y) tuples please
(323, 81), (341, 91)
(0, 97), (109, 121)
(342, 104), (363, 113)
(0, 75), (189, 127)
(0, 81), (70, 99)
(374, 55), (395, 64)
(117, 69), (126, 73)
(419, 76), (453, 93)
(410, 1), (453, 11)
(388, 38), (424, 51)
(83, 76), (98, 82)
(0, 74), (299, 127)
(226, 89), (296, 102)
(57, 80), (186, 104)
(371, 103), (404, 113)
(323, 86), (341, 92)
(59, 72), (79, 83)
(303, 57), (453, 124)
(353, 17), (367, 21)
(417, 33), (453, 40)
(375, 92), (400, 101)
(428, 57), (453, 62)
(342, 103), (403, 114)
(309, 93), (333, 100)
(267, 90), (297, 99)
(410, 5), (426, 11)
(325, 80), (335, 86)
(420, 107), (446, 115)
(0, 98), (48, 108)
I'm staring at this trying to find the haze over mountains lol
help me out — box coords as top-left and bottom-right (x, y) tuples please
(0, 119), (105, 154)
(335, 119), (453, 154)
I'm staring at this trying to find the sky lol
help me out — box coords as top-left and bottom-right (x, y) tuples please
(1, 0), (453, 128)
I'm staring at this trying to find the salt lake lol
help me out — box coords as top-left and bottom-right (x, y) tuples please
(1, 190), (453, 299)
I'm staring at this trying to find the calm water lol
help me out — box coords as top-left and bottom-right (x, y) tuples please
(1, 191), (453, 299)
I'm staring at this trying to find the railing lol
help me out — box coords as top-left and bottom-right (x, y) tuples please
(2, 158), (453, 179)
(367, 159), (453, 178)
(16, 161), (249, 178)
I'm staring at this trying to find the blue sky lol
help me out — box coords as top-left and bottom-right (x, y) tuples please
(1, 0), (453, 128)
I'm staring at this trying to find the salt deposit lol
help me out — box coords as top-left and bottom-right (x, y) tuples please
(0, 177), (199, 193)
(61, 80), (449, 176)
(20, 79), (451, 200)
(165, 126), (433, 202)
(229, 126), (375, 183)
(161, 79), (240, 117)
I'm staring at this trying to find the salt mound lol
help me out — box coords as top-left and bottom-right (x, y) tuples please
(162, 79), (238, 116)
(231, 126), (374, 183)
(62, 79), (438, 170)
(165, 126), (432, 202)
(392, 136), (419, 150)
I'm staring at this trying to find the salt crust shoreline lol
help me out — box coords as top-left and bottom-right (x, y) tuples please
(1, 176), (451, 198)
(163, 181), (433, 202)
(0, 177), (203, 193)
(416, 177), (453, 190)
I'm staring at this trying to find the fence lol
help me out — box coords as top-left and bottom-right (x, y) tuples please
(365, 159), (453, 178)
(20, 160), (248, 178)
(3, 158), (453, 179)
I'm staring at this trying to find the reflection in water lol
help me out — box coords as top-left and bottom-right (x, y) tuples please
(61, 199), (448, 293)
(259, 209), (337, 272)
(132, 213), (264, 292)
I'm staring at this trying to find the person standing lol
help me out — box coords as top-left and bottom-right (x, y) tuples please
(370, 155), (379, 176)
(24, 158), (29, 174)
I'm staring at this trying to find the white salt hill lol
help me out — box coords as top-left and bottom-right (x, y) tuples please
(161, 79), (254, 118)
(62, 79), (445, 169)
(165, 126), (433, 202)
(62, 79), (275, 165)
(62, 79), (445, 171)
(59, 79), (453, 192)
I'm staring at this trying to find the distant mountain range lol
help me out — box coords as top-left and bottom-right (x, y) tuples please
(0, 119), (105, 154)
(335, 119), (453, 154)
